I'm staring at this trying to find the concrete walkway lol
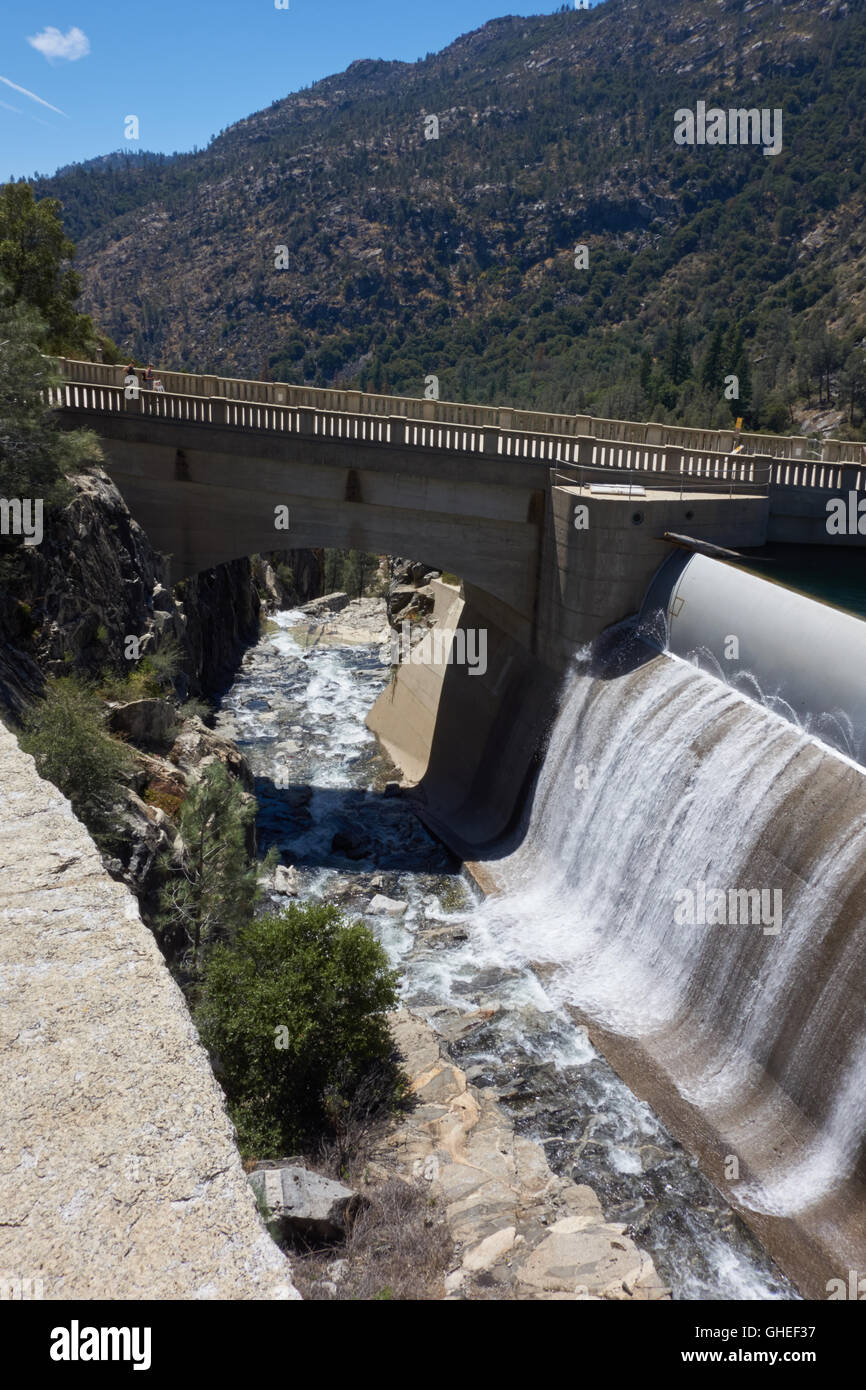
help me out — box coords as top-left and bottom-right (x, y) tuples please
(0, 720), (298, 1300)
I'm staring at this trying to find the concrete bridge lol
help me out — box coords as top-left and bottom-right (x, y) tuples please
(51, 358), (866, 848)
(52, 359), (866, 667)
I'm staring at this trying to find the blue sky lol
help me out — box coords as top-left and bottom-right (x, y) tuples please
(0, 1), (594, 181)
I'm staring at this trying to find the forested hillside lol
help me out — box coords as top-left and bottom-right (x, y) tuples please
(29, 0), (866, 436)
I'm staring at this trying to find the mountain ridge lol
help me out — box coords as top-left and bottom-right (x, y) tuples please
(31, 0), (866, 435)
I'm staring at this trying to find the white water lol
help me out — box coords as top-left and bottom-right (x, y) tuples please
(219, 608), (818, 1299)
(461, 642), (866, 1221)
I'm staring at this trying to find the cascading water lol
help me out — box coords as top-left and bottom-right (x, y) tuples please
(462, 639), (866, 1231)
(216, 605), (827, 1299)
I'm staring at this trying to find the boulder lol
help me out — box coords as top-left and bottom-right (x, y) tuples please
(248, 1165), (361, 1242)
(274, 864), (300, 895)
(106, 698), (177, 749)
(367, 894), (408, 916)
(299, 592), (351, 618)
(462, 1226), (517, 1272)
(104, 786), (176, 901)
(388, 587), (416, 616)
(169, 716), (253, 790)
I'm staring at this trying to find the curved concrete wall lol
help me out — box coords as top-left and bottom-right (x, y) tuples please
(367, 582), (561, 854)
(642, 553), (866, 765)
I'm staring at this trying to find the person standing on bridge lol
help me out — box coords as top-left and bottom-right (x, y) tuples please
(144, 363), (154, 389)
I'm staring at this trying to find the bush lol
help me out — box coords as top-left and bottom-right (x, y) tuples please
(21, 676), (133, 816)
(290, 1179), (453, 1300)
(195, 902), (405, 1156)
(98, 636), (183, 701)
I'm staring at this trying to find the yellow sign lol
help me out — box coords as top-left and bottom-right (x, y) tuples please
(735, 417), (743, 430)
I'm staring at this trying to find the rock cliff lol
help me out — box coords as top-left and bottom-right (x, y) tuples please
(0, 467), (323, 719)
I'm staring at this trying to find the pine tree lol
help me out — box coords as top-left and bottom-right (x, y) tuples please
(639, 349), (653, 399)
(0, 285), (99, 506)
(700, 324), (725, 394)
(728, 325), (753, 417)
(0, 183), (95, 355)
(665, 322), (691, 386)
(157, 762), (270, 970)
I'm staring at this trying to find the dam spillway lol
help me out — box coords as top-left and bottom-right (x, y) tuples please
(466, 634), (866, 1296)
(361, 558), (866, 1296)
(642, 551), (866, 767)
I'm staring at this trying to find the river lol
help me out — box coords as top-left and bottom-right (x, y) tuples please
(215, 603), (796, 1300)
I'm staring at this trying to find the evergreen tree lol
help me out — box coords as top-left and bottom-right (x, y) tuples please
(839, 347), (866, 425)
(664, 322), (691, 386)
(0, 183), (95, 356)
(639, 349), (653, 399)
(0, 283), (101, 510)
(700, 323), (725, 395)
(727, 325), (753, 418)
(157, 761), (270, 970)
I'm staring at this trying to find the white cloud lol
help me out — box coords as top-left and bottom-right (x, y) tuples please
(27, 26), (90, 63)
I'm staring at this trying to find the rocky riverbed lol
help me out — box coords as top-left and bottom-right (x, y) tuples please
(214, 592), (796, 1301)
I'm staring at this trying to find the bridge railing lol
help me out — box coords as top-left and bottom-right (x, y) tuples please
(552, 453), (771, 499)
(52, 356), (866, 470)
(48, 374), (865, 496)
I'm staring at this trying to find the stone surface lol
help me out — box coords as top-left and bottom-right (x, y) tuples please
(373, 1009), (670, 1302)
(168, 715), (253, 791)
(367, 893), (408, 916)
(462, 1226), (517, 1272)
(106, 698), (178, 748)
(298, 592), (351, 618)
(0, 719), (299, 1300)
(248, 1166), (359, 1242)
(291, 594), (390, 650)
(274, 864), (300, 895)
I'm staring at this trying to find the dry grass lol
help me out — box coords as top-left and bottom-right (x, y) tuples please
(288, 1178), (455, 1301)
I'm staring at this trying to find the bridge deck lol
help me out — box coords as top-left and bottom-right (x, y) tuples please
(55, 356), (866, 469)
(51, 367), (866, 497)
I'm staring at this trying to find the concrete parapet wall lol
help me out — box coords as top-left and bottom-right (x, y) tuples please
(0, 720), (299, 1300)
(768, 482), (866, 545)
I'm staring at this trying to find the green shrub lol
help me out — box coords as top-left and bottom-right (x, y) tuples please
(21, 676), (133, 816)
(98, 636), (183, 702)
(274, 562), (295, 596)
(138, 636), (182, 693)
(179, 696), (212, 723)
(195, 902), (404, 1157)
